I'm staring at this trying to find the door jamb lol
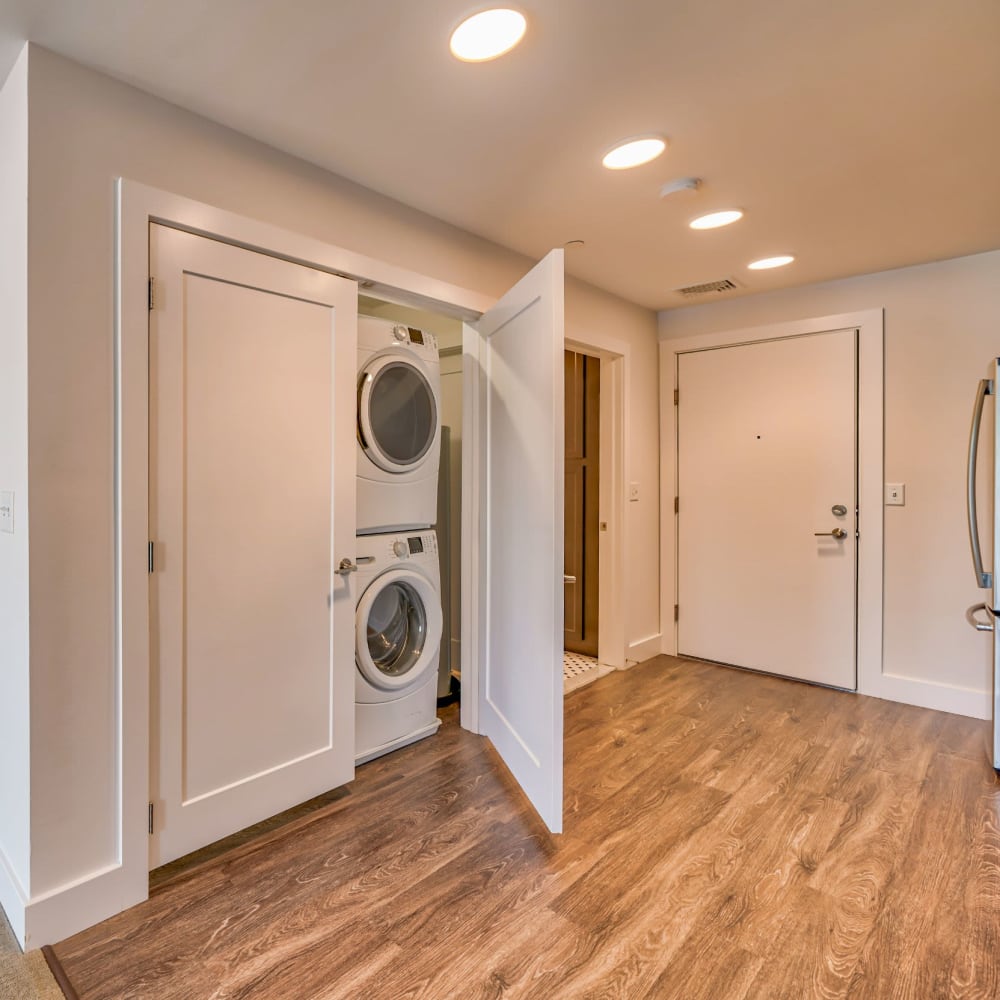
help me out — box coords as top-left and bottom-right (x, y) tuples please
(660, 310), (884, 699)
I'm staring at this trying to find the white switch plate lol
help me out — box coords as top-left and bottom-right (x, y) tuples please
(629, 482), (640, 502)
(0, 491), (13, 533)
(885, 483), (905, 506)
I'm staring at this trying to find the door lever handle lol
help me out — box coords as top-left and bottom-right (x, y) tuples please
(563, 575), (577, 583)
(815, 528), (848, 540)
(338, 555), (376, 576)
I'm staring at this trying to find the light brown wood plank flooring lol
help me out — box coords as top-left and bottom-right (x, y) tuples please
(53, 655), (1000, 999)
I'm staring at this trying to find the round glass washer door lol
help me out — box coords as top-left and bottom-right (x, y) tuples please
(358, 356), (438, 474)
(355, 568), (443, 692)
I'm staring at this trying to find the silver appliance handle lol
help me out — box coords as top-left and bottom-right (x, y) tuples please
(966, 603), (995, 633)
(337, 555), (376, 576)
(967, 378), (994, 589)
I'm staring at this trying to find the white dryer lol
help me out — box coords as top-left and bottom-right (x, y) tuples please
(354, 529), (443, 764)
(357, 316), (441, 534)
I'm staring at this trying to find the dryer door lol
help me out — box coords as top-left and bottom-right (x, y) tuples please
(356, 568), (443, 691)
(358, 356), (438, 473)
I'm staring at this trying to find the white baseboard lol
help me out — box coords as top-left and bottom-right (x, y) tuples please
(14, 861), (148, 951)
(626, 634), (663, 666)
(0, 842), (28, 949)
(860, 671), (990, 720)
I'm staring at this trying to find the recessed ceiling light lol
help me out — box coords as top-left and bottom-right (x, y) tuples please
(690, 210), (744, 230)
(748, 255), (795, 270)
(450, 9), (527, 62)
(602, 136), (666, 170)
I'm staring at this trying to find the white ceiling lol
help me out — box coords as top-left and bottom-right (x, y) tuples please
(1, 0), (998, 311)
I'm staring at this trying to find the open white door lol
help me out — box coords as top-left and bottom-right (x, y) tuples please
(149, 224), (357, 866)
(464, 250), (565, 833)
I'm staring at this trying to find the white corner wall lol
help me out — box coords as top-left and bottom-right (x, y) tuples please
(659, 250), (1000, 717)
(19, 44), (659, 944)
(0, 46), (31, 945)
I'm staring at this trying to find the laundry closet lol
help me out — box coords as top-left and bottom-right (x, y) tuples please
(136, 188), (566, 887)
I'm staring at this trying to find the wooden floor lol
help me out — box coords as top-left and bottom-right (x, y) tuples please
(54, 656), (1000, 999)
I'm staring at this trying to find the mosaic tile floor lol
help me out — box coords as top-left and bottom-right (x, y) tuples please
(563, 651), (614, 693)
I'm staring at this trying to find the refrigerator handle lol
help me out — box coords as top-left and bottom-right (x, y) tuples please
(968, 377), (994, 589)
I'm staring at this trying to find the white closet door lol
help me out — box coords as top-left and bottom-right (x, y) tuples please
(466, 250), (565, 833)
(149, 224), (357, 867)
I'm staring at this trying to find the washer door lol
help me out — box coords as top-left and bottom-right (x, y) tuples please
(356, 568), (443, 691)
(358, 356), (437, 473)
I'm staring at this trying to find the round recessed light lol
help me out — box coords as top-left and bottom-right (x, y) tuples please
(450, 8), (527, 62)
(602, 136), (666, 170)
(748, 255), (795, 270)
(690, 210), (744, 230)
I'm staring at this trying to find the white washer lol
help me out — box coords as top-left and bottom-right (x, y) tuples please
(354, 529), (443, 764)
(357, 315), (441, 534)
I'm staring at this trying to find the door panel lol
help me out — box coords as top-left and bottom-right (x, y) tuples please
(677, 329), (857, 689)
(149, 224), (357, 867)
(469, 250), (564, 833)
(564, 350), (600, 656)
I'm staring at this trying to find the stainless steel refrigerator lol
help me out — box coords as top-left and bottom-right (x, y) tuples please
(965, 365), (1000, 773)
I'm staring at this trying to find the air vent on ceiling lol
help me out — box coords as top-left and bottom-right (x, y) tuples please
(674, 277), (739, 297)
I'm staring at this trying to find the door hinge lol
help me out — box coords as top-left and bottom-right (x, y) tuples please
(673, 388), (679, 405)
(674, 604), (679, 622)
(148, 802), (154, 836)
(148, 277), (156, 311)
(674, 496), (679, 514)
(148, 541), (155, 574)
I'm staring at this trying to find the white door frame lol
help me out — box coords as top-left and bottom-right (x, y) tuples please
(111, 179), (496, 925)
(660, 310), (885, 700)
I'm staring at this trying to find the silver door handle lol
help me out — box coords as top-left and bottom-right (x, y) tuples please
(337, 556), (376, 576)
(564, 575), (577, 583)
(966, 603), (995, 632)
(968, 378), (994, 589)
(815, 528), (848, 539)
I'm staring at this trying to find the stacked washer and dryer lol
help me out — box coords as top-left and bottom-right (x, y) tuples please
(354, 316), (445, 764)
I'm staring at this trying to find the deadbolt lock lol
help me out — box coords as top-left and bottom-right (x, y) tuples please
(831, 504), (848, 516)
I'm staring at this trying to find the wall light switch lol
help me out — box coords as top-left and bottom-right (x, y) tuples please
(885, 483), (905, 506)
(0, 491), (13, 533)
(629, 482), (640, 502)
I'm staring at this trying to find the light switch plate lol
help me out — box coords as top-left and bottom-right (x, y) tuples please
(0, 491), (13, 533)
(629, 482), (640, 502)
(885, 483), (905, 506)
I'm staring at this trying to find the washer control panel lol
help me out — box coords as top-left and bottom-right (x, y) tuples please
(377, 530), (437, 564)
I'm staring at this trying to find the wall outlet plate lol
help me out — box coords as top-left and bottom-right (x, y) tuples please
(885, 483), (905, 506)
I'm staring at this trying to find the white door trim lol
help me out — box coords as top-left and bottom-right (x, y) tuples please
(660, 310), (886, 706)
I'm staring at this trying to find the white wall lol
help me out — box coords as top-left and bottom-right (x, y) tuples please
(659, 250), (1000, 713)
(20, 43), (659, 930)
(0, 47), (32, 940)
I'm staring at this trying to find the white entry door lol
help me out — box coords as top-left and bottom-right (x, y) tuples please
(149, 224), (357, 867)
(466, 250), (565, 833)
(677, 329), (858, 689)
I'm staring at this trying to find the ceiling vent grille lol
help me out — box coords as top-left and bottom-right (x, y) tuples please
(675, 277), (739, 296)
